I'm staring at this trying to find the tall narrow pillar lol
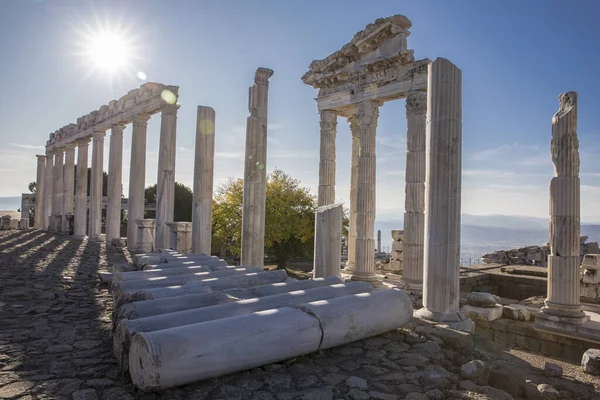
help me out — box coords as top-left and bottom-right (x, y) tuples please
(416, 58), (472, 331)
(53, 148), (65, 232)
(192, 106), (216, 254)
(43, 150), (54, 229)
(536, 92), (589, 330)
(241, 67), (274, 267)
(155, 104), (179, 250)
(318, 110), (337, 206)
(89, 130), (106, 241)
(345, 117), (359, 274)
(377, 230), (382, 253)
(74, 137), (91, 238)
(128, 114), (151, 249)
(106, 124), (125, 242)
(34, 155), (46, 228)
(403, 91), (427, 288)
(62, 142), (76, 233)
(313, 203), (343, 278)
(351, 100), (380, 282)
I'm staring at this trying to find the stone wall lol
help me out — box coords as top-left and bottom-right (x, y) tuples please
(481, 236), (599, 266)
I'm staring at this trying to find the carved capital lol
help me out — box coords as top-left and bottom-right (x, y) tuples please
(54, 147), (65, 156)
(161, 103), (180, 116)
(92, 130), (106, 141)
(551, 91), (579, 178)
(319, 110), (337, 133)
(36, 154), (46, 161)
(111, 123), (126, 135)
(357, 101), (380, 126)
(348, 116), (360, 138)
(133, 113), (151, 127)
(64, 142), (77, 151)
(254, 67), (274, 85)
(77, 137), (92, 146)
(406, 91), (427, 116)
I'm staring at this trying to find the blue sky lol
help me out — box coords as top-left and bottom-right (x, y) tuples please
(1, 0), (600, 222)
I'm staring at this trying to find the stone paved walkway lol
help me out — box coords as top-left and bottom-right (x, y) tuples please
(1, 230), (599, 400)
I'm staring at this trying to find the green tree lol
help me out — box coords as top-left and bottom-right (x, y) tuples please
(144, 182), (193, 222)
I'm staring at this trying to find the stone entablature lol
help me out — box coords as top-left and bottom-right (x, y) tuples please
(46, 82), (179, 150)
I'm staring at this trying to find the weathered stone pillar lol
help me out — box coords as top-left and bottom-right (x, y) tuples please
(34, 155), (46, 228)
(403, 91), (427, 288)
(106, 124), (125, 242)
(313, 203), (343, 278)
(53, 148), (64, 232)
(351, 101), (380, 282)
(345, 117), (359, 274)
(191, 106), (215, 254)
(155, 104), (179, 250)
(43, 150), (54, 230)
(241, 67), (273, 268)
(415, 58), (472, 331)
(536, 92), (589, 330)
(377, 230), (382, 253)
(318, 110), (337, 207)
(62, 142), (76, 233)
(89, 130), (106, 241)
(128, 114), (151, 249)
(136, 219), (156, 253)
(74, 137), (90, 238)
(167, 221), (192, 254)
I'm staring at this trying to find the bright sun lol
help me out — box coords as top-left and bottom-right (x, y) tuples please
(88, 31), (130, 73)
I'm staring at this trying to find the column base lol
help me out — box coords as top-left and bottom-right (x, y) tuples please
(535, 300), (590, 333)
(350, 271), (378, 282)
(344, 261), (355, 274)
(415, 307), (475, 333)
(90, 234), (106, 242)
(73, 234), (87, 240)
(399, 278), (423, 292)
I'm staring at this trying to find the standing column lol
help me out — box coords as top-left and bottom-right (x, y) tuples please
(53, 148), (65, 231)
(415, 58), (472, 331)
(345, 117), (359, 274)
(89, 130), (106, 241)
(536, 91), (589, 330)
(128, 114), (151, 249)
(241, 67), (274, 267)
(34, 155), (46, 228)
(62, 142), (76, 233)
(403, 91), (427, 288)
(43, 150), (54, 229)
(313, 203), (343, 278)
(192, 106), (216, 254)
(155, 104), (180, 250)
(74, 137), (91, 238)
(351, 100), (380, 282)
(318, 110), (337, 206)
(106, 124), (125, 242)
(377, 230), (382, 253)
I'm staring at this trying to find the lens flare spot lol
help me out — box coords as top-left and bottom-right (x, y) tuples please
(161, 89), (177, 105)
(255, 162), (265, 170)
(137, 71), (147, 80)
(198, 119), (214, 135)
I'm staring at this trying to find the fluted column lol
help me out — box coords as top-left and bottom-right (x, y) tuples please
(89, 130), (106, 241)
(346, 116), (359, 274)
(62, 142), (76, 233)
(403, 91), (427, 287)
(155, 104), (179, 250)
(351, 100), (380, 282)
(74, 137), (91, 238)
(192, 106), (216, 254)
(127, 114), (151, 249)
(106, 123), (125, 242)
(537, 91), (589, 328)
(415, 58), (471, 331)
(43, 150), (54, 229)
(318, 110), (337, 207)
(241, 67), (273, 267)
(34, 155), (46, 228)
(53, 148), (65, 232)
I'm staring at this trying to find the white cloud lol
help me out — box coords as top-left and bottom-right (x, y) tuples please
(9, 143), (45, 150)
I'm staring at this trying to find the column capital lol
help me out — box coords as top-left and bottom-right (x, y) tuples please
(111, 123), (126, 135)
(133, 113), (151, 127)
(357, 100), (381, 125)
(319, 109), (337, 122)
(54, 147), (65, 155)
(92, 130), (106, 141)
(406, 91), (427, 116)
(64, 142), (77, 151)
(77, 136), (92, 146)
(348, 116), (359, 137)
(45, 149), (55, 157)
(36, 154), (46, 161)
(161, 103), (180, 115)
(254, 67), (274, 85)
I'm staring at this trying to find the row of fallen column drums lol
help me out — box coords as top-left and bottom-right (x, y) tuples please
(109, 250), (414, 391)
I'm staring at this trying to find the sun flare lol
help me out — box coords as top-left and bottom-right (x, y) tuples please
(88, 31), (130, 73)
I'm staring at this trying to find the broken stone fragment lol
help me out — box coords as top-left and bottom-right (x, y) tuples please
(581, 348), (600, 376)
(466, 292), (499, 308)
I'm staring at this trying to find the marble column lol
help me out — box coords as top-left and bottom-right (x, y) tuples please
(62, 142), (76, 233)
(53, 148), (65, 231)
(89, 130), (106, 241)
(415, 58), (472, 331)
(377, 230), (382, 253)
(351, 100), (380, 282)
(403, 91), (427, 288)
(241, 67), (273, 268)
(74, 137), (91, 238)
(536, 91), (589, 329)
(192, 106), (216, 254)
(167, 221), (192, 253)
(318, 110), (337, 207)
(106, 124), (125, 242)
(345, 117), (359, 274)
(34, 154), (46, 228)
(313, 203), (343, 279)
(43, 150), (54, 229)
(128, 114), (151, 249)
(155, 104), (179, 250)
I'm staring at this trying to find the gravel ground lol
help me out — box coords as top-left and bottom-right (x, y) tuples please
(1, 229), (599, 400)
